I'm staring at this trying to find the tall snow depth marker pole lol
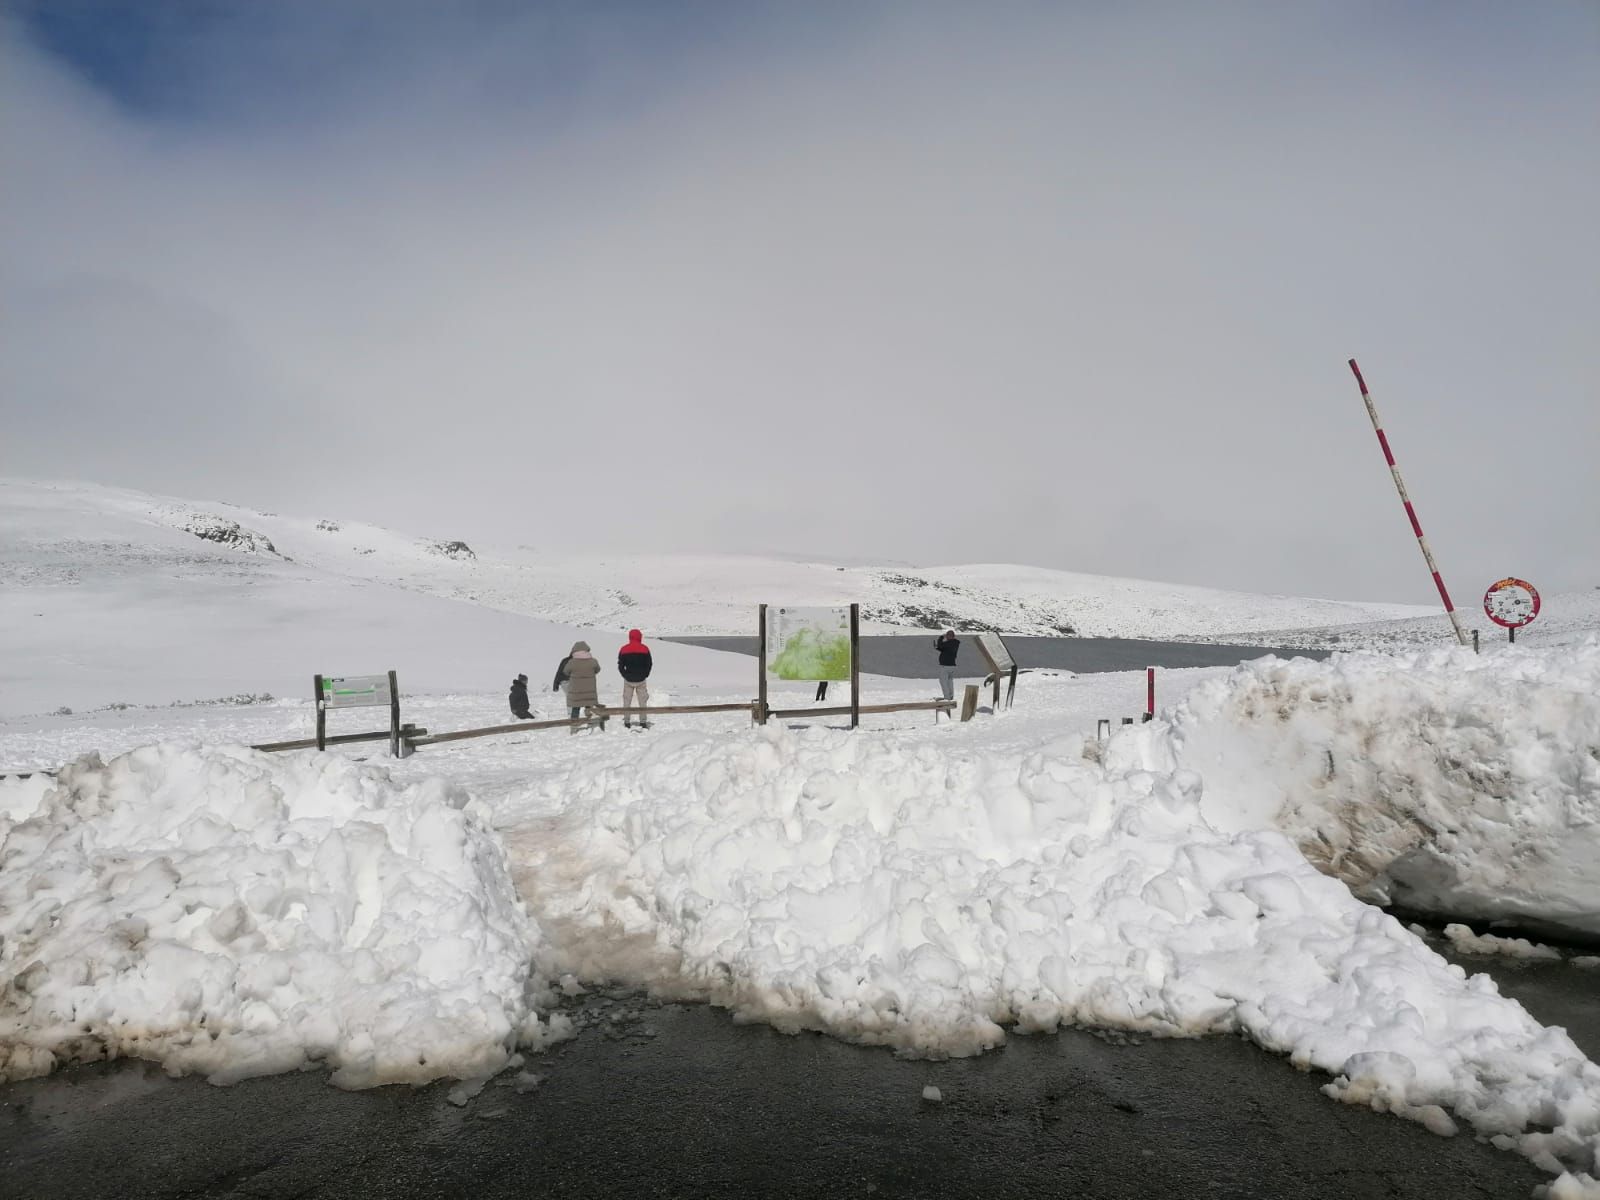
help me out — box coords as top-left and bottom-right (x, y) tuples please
(1347, 359), (1469, 646)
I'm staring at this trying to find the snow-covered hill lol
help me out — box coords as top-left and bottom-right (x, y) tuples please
(0, 479), (751, 717)
(4, 477), (1437, 642)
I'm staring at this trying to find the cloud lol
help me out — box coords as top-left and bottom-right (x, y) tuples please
(3, 2), (1596, 601)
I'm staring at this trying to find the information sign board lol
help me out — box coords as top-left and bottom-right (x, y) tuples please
(974, 632), (1014, 674)
(1483, 578), (1540, 630)
(767, 606), (853, 681)
(321, 674), (393, 709)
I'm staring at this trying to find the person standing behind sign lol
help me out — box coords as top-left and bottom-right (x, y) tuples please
(617, 629), (653, 729)
(935, 630), (960, 701)
(560, 640), (602, 733)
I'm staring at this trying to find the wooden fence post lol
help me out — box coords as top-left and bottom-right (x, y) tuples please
(757, 604), (769, 725)
(313, 674), (326, 751)
(388, 669), (401, 757)
(849, 603), (860, 731)
(960, 685), (979, 722)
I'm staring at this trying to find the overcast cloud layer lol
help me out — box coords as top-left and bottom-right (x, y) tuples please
(2, 1), (1595, 602)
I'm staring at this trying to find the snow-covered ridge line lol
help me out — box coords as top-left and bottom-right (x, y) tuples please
(1, 476), (1437, 642)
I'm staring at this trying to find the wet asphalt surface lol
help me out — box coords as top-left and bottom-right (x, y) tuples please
(2, 935), (1593, 1200)
(669, 634), (1328, 678)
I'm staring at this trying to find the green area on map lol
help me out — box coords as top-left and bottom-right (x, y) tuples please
(769, 628), (851, 681)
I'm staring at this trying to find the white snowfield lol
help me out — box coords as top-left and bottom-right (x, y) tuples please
(0, 478), (752, 718)
(3, 649), (1600, 1191)
(0, 477), (1447, 712)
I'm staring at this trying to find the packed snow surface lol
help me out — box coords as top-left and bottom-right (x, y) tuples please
(500, 719), (1600, 1181)
(0, 745), (566, 1088)
(1166, 641), (1600, 940)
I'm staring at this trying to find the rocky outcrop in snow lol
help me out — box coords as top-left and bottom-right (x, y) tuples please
(182, 514), (277, 555)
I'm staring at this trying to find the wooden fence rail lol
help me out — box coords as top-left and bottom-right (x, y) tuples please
(409, 717), (592, 746)
(595, 703), (758, 718)
(766, 700), (956, 721)
(252, 727), (426, 753)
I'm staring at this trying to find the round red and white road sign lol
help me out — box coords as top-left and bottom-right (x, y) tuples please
(1483, 578), (1540, 628)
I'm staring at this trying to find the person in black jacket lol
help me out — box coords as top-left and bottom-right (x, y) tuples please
(509, 674), (534, 720)
(617, 628), (653, 728)
(935, 630), (960, 701)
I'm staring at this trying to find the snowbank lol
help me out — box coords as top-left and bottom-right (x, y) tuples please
(1162, 641), (1600, 940)
(0, 745), (562, 1088)
(507, 724), (1600, 1180)
(0, 772), (51, 821)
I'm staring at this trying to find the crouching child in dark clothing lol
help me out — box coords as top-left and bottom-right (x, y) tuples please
(509, 674), (534, 720)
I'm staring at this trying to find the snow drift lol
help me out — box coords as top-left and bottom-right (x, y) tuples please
(1162, 641), (1600, 941)
(507, 723), (1600, 1181)
(0, 745), (564, 1088)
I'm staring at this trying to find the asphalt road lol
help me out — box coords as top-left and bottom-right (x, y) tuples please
(669, 634), (1329, 678)
(1, 939), (1589, 1200)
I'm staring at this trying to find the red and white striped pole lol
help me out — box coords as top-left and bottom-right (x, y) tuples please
(1347, 359), (1469, 647)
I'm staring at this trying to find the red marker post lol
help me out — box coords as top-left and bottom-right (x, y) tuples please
(1144, 667), (1155, 722)
(1347, 360), (1470, 647)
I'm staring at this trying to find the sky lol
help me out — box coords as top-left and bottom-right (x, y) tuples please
(2, 0), (1596, 604)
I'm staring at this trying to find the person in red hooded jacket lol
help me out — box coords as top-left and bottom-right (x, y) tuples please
(617, 629), (653, 728)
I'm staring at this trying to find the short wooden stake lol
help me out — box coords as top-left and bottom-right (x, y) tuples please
(960, 685), (979, 722)
(313, 674), (327, 751)
(1097, 719), (1110, 741)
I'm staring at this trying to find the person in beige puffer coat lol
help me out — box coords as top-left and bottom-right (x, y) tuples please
(556, 640), (603, 732)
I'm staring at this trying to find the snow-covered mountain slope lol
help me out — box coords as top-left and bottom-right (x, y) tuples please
(1201, 588), (1600, 653)
(0, 480), (752, 718)
(3, 477), (1440, 650)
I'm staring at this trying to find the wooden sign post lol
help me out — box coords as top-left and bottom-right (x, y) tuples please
(757, 604), (769, 725)
(971, 633), (1018, 711)
(315, 671), (402, 756)
(758, 603), (862, 729)
(849, 603), (861, 730)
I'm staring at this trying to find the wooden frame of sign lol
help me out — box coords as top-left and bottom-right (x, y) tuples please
(314, 670), (403, 756)
(970, 633), (1018, 710)
(757, 603), (861, 729)
(757, 604), (769, 725)
(849, 603), (861, 730)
